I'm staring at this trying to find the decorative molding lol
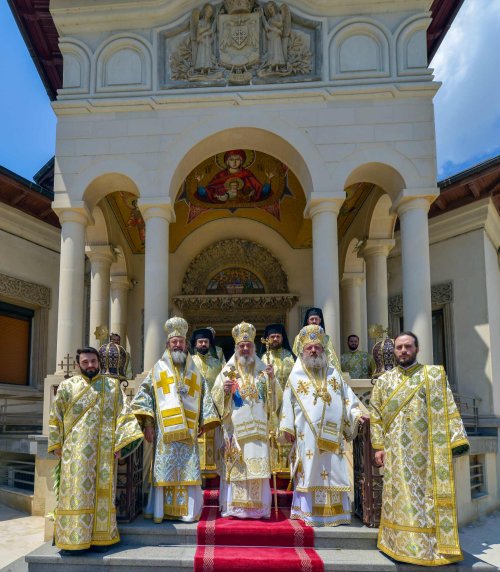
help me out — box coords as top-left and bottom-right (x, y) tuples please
(0, 273), (51, 309)
(174, 293), (298, 311)
(181, 239), (289, 295)
(389, 281), (454, 314)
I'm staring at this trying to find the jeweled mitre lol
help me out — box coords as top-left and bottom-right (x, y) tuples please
(297, 324), (326, 353)
(164, 316), (188, 339)
(232, 321), (256, 344)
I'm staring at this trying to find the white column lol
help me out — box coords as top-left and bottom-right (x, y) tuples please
(140, 203), (175, 371)
(110, 275), (131, 342)
(396, 196), (434, 363)
(360, 238), (395, 344)
(55, 209), (89, 372)
(341, 273), (365, 352)
(308, 197), (344, 350)
(86, 245), (115, 347)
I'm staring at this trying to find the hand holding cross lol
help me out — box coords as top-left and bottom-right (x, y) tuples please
(223, 366), (240, 394)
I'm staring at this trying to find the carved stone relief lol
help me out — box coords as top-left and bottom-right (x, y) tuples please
(180, 238), (289, 295)
(164, 0), (319, 87)
(0, 273), (51, 309)
(388, 282), (454, 315)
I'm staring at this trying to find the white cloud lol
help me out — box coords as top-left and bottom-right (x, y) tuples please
(432, 0), (500, 177)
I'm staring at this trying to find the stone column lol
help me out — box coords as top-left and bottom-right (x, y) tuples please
(395, 194), (435, 363)
(341, 273), (365, 352)
(55, 209), (89, 372)
(86, 245), (115, 347)
(307, 197), (344, 350)
(110, 275), (131, 342)
(140, 203), (175, 371)
(360, 238), (395, 345)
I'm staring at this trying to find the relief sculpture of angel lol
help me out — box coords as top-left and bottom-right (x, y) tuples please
(260, 2), (291, 73)
(191, 3), (217, 74)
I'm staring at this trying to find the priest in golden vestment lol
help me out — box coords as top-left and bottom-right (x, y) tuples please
(370, 332), (469, 566)
(280, 325), (365, 526)
(131, 317), (219, 523)
(293, 308), (342, 372)
(212, 321), (282, 518)
(190, 327), (223, 474)
(48, 347), (143, 551)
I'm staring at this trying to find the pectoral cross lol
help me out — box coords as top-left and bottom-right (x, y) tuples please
(58, 354), (76, 379)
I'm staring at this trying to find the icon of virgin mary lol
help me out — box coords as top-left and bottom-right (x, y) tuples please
(195, 149), (273, 204)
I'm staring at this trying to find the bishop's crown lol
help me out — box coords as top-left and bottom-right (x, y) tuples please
(224, 0), (255, 14)
(232, 321), (256, 344)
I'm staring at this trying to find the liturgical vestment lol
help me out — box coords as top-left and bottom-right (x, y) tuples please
(370, 363), (469, 566)
(48, 374), (143, 550)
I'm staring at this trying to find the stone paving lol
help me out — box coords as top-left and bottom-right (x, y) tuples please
(1, 503), (499, 571)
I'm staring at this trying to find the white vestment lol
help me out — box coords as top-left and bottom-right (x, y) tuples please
(280, 358), (363, 526)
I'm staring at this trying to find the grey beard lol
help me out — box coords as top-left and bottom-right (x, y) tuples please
(302, 353), (327, 371)
(237, 353), (255, 367)
(171, 350), (187, 365)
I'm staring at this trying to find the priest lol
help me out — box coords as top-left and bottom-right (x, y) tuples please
(280, 325), (366, 526)
(212, 321), (282, 519)
(259, 323), (295, 391)
(190, 327), (223, 475)
(370, 331), (469, 566)
(48, 347), (143, 551)
(131, 317), (219, 523)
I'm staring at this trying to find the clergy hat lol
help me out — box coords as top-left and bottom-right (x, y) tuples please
(164, 316), (188, 340)
(296, 324), (326, 354)
(302, 307), (326, 329)
(190, 328), (215, 347)
(232, 321), (256, 344)
(261, 323), (294, 356)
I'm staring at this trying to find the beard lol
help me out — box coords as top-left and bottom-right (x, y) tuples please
(237, 352), (255, 368)
(270, 341), (283, 350)
(170, 350), (187, 365)
(396, 353), (417, 367)
(196, 347), (209, 355)
(302, 352), (327, 371)
(81, 366), (99, 379)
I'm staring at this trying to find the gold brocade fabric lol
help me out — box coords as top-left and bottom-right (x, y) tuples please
(48, 375), (143, 550)
(370, 364), (469, 566)
(192, 353), (223, 472)
(340, 350), (374, 379)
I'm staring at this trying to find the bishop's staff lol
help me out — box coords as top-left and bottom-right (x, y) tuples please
(261, 335), (279, 517)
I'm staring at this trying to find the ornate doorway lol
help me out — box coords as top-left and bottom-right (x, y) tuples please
(173, 239), (298, 347)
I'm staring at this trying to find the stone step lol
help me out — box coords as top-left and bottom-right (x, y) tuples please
(117, 514), (379, 549)
(25, 542), (495, 572)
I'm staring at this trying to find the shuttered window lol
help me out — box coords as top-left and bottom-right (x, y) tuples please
(0, 302), (34, 385)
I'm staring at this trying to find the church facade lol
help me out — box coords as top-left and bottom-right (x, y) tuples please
(2, 0), (500, 529)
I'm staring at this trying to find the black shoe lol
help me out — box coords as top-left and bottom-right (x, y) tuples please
(60, 549), (88, 556)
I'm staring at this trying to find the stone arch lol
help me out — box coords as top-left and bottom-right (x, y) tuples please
(180, 239), (288, 295)
(368, 193), (397, 239)
(395, 14), (432, 76)
(59, 38), (91, 94)
(343, 237), (365, 275)
(81, 170), (141, 212)
(159, 113), (333, 203)
(86, 205), (110, 245)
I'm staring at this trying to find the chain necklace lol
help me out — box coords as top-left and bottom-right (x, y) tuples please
(236, 360), (259, 401)
(169, 354), (188, 395)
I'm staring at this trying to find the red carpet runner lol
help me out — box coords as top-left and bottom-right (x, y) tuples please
(195, 494), (324, 572)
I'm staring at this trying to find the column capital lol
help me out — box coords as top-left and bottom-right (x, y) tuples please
(55, 207), (92, 227)
(391, 188), (439, 216)
(305, 194), (345, 218)
(341, 272), (365, 287)
(139, 201), (176, 223)
(359, 238), (395, 259)
(85, 245), (116, 265)
(110, 274), (132, 292)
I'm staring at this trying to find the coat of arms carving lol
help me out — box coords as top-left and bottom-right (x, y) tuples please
(167, 0), (317, 87)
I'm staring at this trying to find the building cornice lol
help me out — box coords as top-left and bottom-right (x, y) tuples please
(0, 203), (60, 253)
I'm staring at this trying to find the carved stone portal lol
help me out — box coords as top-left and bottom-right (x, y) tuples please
(174, 238), (297, 328)
(167, 0), (317, 86)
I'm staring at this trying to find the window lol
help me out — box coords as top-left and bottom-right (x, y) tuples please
(432, 308), (446, 367)
(0, 302), (34, 385)
(469, 454), (486, 499)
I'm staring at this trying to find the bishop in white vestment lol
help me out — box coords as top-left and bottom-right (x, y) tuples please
(280, 325), (366, 526)
(212, 322), (282, 519)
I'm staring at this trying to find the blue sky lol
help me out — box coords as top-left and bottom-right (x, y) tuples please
(0, 0), (499, 183)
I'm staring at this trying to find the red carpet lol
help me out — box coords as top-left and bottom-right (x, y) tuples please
(195, 504), (324, 572)
(194, 546), (323, 572)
